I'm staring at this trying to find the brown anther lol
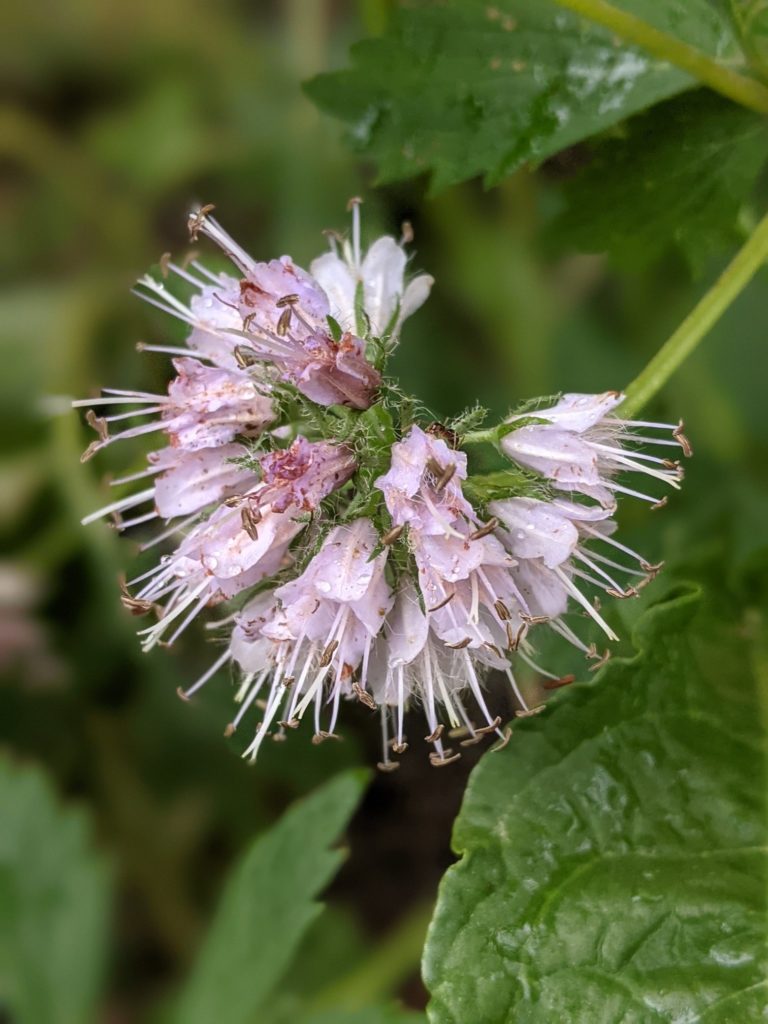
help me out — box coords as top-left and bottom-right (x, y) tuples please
(234, 345), (258, 369)
(391, 741), (408, 754)
(494, 599), (510, 621)
(158, 252), (172, 278)
(663, 458), (681, 471)
(426, 457), (445, 479)
(543, 674), (576, 690)
(272, 732), (287, 743)
(224, 722), (236, 737)
(119, 579), (156, 617)
(507, 622), (527, 650)
(429, 750), (461, 767)
(484, 642), (503, 658)
(223, 495), (242, 508)
(491, 728), (512, 751)
(241, 506), (261, 541)
(400, 220), (414, 244)
(588, 650), (611, 671)
(381, 523), (405, 546)
(428, 592), (455, 612)
(520, 613), (550, 625)
(80, 440), (102, 463)
(85, 409), (109, 440)
(435, 464), (457, 493)
(319, 639), (339, 668)
(424, 724), (444, 743)
(447, 725), (470, 740)
(606, 587), (637, 599)
(278, 718), (300, 730)
(641, 560), (664, 575)
(475, 716), (502, 736)
(376, 760), (400, 773)
(188, 204), (215, 241)
(275, 293), (299, 308)
(352, 683), (377, 710)
(282, 675), (295, 688)
(515, 704), (546, 718)
(674, 420), (693, 457)
(176, 686), (191, 702)
(242, 312), (257, 332)
(347, 195), (363, 211)
(311, 733), (325, 745)
(651, 496), (668, 511)
(446, 637), (472, 649)
(469, 517), (499, 541)
(276, 308), (292, 336)
(460, 734), (483, 747)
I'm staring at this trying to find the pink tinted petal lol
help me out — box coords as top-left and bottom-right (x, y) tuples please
(309, 252), (357, 331)
(490, 497), (579, 568)
(385, 580), (428, 665)
(515, 392), (623, 433)
(500, 427), (600, 485)
(151, 444), (257, 518)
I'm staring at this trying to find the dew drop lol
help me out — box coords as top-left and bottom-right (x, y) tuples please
(316, 580), (332, 593)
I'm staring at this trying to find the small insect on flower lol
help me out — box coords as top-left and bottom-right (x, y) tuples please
(75, 201), (691, 769)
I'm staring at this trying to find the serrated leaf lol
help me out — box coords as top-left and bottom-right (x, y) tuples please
(550, 90), (768, 272)
(305, 0), (741, 190)
(175, 770), (368, 1024)
(423, 586), (768, 1022)
(0, 758), (111, 1024)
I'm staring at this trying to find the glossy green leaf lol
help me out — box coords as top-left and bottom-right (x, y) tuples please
(306, 0), (740, 190)
(0, 758), (111, 1024)
(424, 586), (768, 1022)
(175, 770), (368, 1024)
(550, 90), (768, 272)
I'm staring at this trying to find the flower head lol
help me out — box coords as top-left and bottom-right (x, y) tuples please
(75, 203), (691, 770)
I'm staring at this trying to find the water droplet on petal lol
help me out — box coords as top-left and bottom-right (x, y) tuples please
(316, 580), (331, 593)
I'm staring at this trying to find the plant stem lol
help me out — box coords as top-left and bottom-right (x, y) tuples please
(620, 209), (768, 418)
(462, 427), (500, 446)
(551, 0), (768, 115)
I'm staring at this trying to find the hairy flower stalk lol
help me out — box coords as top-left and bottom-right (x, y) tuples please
(76, 202), (691, 768)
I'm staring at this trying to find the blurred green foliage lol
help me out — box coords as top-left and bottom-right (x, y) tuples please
(2, 0), (768, 1020)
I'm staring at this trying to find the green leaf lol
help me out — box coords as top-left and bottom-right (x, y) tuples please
(305, 0), (739, 190)
(550, 90), (768, 272)
(0, 758), (111, 1024)
(175, 770), (369, 1024)
(424, 585), (768, 1022)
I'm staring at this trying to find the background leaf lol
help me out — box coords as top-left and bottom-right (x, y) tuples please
(423, 583), (768, 1022)
(549, 90), (768, 272)
(175, 770), (368, 1024)
(0, 758), (111, 1024)
(306, 0), (742, 190)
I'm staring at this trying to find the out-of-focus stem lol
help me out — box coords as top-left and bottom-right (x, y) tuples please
(620, 209), (768, 417)
(551, 0), (768, 114)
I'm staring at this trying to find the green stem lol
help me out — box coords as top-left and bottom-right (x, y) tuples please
(462, 427), (500, 446)
(551, 0), (768, 115)
(620, 209), (768, 418)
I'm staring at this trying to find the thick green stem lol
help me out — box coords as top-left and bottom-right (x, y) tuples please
(551, 0), (768, 115)
(462, 427), (501, 446)
(620, 210), (768, 418)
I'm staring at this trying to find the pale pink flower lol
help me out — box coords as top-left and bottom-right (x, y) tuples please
(500, 392), (689, 507)
(310, 200), (433, 336)
(228, 519), (393, 759)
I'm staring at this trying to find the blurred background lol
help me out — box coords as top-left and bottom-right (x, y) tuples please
(2, 1), (768, 1020)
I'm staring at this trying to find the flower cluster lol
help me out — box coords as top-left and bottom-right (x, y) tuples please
(77, 201), (691, 769)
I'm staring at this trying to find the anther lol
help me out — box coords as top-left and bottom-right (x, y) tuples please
(446, 637), (472, 649)
(435, 464), (456, 493)
(159, 252), (172, 278)
(474, 716), (502, 736)
(515, 705), (546, 718)
(276, 308), (292, 336)
(188, 204), (215, 241)
(176, 686), (191, 702)
(381, 523), (405, 545)
(241, 507), (261, 541)
(494, 599), (510, 620)
(588, 650), (611, 671)
(543, 674), (575, 690)
(651, 496), (668, 510)
(391, 741), (408, 754)
(85, 409), (108, 440)
(275, 293), (299, 308)
(319, 639), (339, 668)
(376, 760), (399, 773)
(469, 517), (499, 541)
(352, 683), (377, 709)
(346, 195), (363, 211)
(400, 220), (414, 244)
(429, 750), (461, 767)
(234, 346), (259, 369)
(424, 724), (444, 743)
(427, 592), (455, 612)
(520, 613), (549, 625)
(491, 728), (512, 751)
(673, 420), (693, 457)
(224, 722), (236, 737)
